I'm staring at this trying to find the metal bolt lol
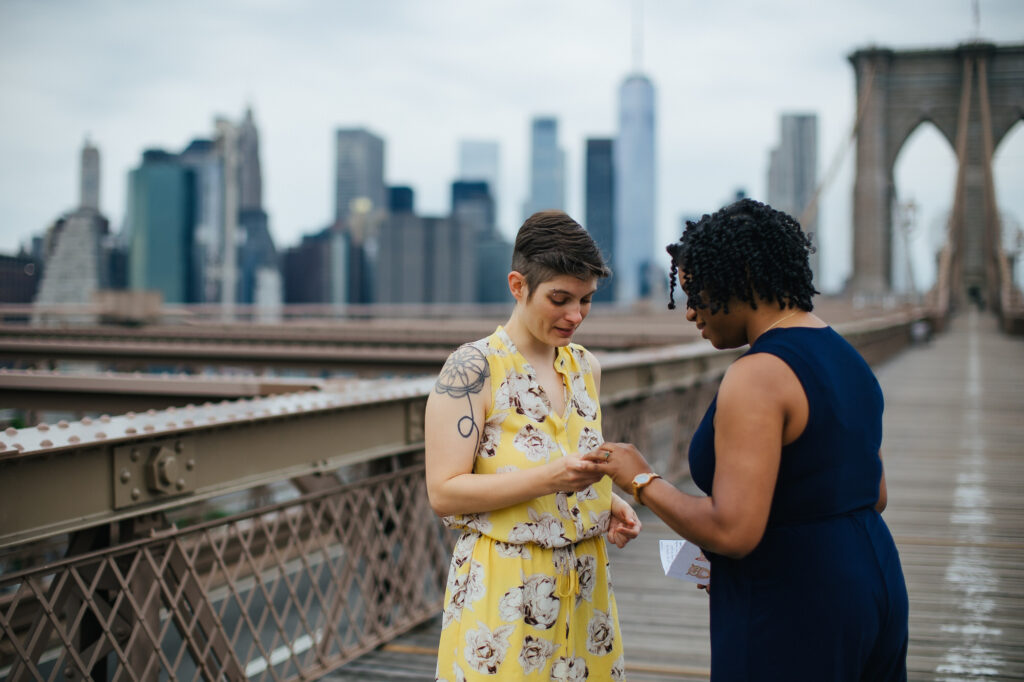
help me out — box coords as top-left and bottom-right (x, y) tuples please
(186, 459), (196, 470)
(175, 440), (184, 453)
(120, 469), (132, 483)
(37, 423), (49, 432)
(65, 667), (75, 678)
(130, 448), (140, 461)
(131, 488), (141, 500)
(176, 478), (186, 490)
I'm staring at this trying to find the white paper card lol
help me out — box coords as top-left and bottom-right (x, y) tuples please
(659, 539), (711, 584)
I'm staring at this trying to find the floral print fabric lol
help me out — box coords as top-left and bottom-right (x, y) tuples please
(436, 327), (624, 681)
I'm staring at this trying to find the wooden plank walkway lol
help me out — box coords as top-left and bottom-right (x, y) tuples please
(327, 310), (1024, 681)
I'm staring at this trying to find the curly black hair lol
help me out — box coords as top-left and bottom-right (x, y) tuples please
(666, 198), (818, 313)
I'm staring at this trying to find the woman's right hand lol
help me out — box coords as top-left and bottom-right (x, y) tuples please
(548, 453), (605, 494)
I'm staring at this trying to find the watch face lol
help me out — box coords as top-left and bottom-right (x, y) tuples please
(635, 473), (652, 485)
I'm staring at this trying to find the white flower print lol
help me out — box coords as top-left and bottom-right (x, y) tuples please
(448, 512), (492, 535)
(585, 609), (615, 656)
(508, 508), (570, 548)
(499, 573), (560, 630)
(589, 509), (611, 534)
(495, 371), (549, 421)
(572, 346), (591, 373)
(555, 492), (572, 520)
(464, 621), (514, 675)
(569, 373), (598, 420)
(442, 559), (486, 629)
(519, 635), (559, 674)
(611, 656), (625, 681)
(513, 423), (556, 462)
(479, 420), (504, 458)
(577, 485), (599, 501)
(576, 554), (596, 604)
(549, 656), (589, 682)
(494, 541), (531, 559)
(496, 464), (518, 473)
(576, 426), (602, 454)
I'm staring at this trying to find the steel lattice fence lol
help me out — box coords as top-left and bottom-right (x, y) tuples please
(0, 464), (450, 682)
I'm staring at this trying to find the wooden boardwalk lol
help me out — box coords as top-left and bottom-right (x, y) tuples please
(327, 311), (1024, 681)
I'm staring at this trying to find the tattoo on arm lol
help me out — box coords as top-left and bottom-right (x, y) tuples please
(435, 345), (488, 451)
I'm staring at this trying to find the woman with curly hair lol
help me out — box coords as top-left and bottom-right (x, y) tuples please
(587, 198), (909, 681)
(426, 210), (641, 681)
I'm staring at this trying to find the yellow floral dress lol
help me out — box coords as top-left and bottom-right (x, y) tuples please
(435, 326), (624, 682)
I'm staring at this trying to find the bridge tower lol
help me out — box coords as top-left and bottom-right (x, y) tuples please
(848, 42), (1024, 310)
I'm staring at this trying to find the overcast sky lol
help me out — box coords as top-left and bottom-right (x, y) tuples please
(1, 0), (1022, 293)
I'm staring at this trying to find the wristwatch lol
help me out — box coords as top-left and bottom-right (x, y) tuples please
(631, 472), (662, 505)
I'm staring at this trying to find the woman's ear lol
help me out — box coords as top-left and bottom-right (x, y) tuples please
(508, 271), (528, 303)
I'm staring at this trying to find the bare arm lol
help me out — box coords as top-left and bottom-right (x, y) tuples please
(586, 354), (796, 558)
(424, 345), (603, 517)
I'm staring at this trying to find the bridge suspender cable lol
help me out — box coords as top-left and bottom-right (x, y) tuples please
(796, 59), (877, 232)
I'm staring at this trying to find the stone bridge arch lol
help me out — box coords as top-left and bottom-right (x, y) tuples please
(848, 42), (1024, 307)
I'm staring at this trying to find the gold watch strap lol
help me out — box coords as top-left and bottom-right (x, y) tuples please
(632, 473), (662, 505)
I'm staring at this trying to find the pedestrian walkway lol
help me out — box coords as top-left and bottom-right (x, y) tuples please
(327, 311), (1024, 681)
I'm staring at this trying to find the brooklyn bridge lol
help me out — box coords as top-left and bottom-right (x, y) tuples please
(2, 41), (1024, 681)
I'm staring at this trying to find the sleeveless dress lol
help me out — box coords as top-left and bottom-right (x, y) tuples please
(435, 326), (624, 682)
(688, 326), (908, 681)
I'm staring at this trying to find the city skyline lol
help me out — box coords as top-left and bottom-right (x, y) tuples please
(2, 1), (1024, 293)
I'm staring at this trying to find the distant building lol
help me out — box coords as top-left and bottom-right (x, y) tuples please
(585, 138), (615, 303)
(283, 228), (334, 304)
(33, 139), (114, 321)
(522, 117), (565, 220)
(767, 113), (819, 284)
(0, 252), (41, 304)
(335, 128), (386, 304)
(424, 216), (474, 304)
(615, 74), (657, 302)
(335, 128), (387, 222)
(375, 187), (427, 304)
(126, 149), (195, 303)
(179, 138), (224, 303)
(458, 140), (501, 226)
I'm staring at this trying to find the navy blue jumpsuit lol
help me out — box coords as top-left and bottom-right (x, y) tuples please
(689, 326), (908, 681)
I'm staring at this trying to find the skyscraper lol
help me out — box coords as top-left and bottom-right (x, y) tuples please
(585, 138), (615, 302)
(335, 128), (386, 303)
(767, 113), (819, 283)
(458, 140), (501, 225)
(126, 150), (195, 303)
(34, 139), (112, 322)
(522, 117), (565, 221)
(375, 186), (427, 304)
(335, 128), (386, 222)
(615, 74), (657, 302)
(80, 138), (100, 211)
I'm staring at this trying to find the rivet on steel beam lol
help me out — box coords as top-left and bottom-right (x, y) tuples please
(176, 478), (186, 490)
(96, 432), (107, 439)
(5, 427), (16, 437)
(167, 422), (177, 428)
(65, 667), (75, 678)
(126, 427), (137, 435)
(131, 488), (141, 500)
(167, 406), (177, 413)
(126, 412), (136, 419)
(40, 439), (52, 447)
(81, 417), (93, 425)
(130, 448), (140, 461)
(13, 443), (23, 452)
(68, 435), (80, 443)
(183, 419), (194, 427)
(143, 424), (155, 433)
(0, 443), (5, 451)
(120, 469), (132, 483)
(186, 404), (196, 410)
(58, 420), (69, 429)
(100, 415), (111, 423)
(147, 409), (157, 416)
(38, 423), (50, 432)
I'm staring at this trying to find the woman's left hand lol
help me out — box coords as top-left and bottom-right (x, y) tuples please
(583, 442), (653, 492)
(606, 492), (642, 548)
